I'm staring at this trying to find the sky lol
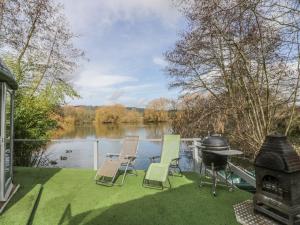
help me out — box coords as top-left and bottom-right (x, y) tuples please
(58, 0), (185, 107)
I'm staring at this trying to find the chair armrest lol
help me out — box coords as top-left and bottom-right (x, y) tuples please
(171, 157), (180, 161)
(106, 153), (120, 158)
(149, 155), (160, 163)
(171, 157), (180, 165)
(124, 155), (137, 161)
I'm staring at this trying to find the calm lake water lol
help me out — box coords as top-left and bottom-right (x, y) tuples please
(44, 123), (194, 171)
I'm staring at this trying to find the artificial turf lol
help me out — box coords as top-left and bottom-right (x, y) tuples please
(0, 183), (42, 225)
(1, 167), (251, 225)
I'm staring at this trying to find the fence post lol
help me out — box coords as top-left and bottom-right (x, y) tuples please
(93, 140), (99, 171)
(193, 138), (200, 173)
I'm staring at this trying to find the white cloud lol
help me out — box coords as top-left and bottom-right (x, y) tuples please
(74, 64), (135, 88)
(67, 80), (177, 106)
(76, 74), (133, 88)
(108, 90), (125, 101)
(59, 0), (180, 32)
(153, 56), (168, 67)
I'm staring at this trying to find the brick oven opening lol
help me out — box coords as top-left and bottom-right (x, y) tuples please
(262, 175), (283, 198)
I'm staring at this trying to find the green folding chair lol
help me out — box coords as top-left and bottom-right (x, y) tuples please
(143, 134), (181, 189)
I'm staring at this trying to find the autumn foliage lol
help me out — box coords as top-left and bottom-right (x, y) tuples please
(95, 104), (141, 124)
(143, 98), (171, 123)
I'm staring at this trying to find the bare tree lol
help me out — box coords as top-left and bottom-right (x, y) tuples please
(167, 0), (300, 157)
(0, 0), (83, 101)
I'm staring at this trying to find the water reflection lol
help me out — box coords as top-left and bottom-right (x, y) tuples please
(45, 139), (193, 171)
(45, 123), (194, 171)
(59, 123), (171, 139)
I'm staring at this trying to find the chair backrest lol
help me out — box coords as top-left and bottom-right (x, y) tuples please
(160, 135), (181, 164)
(120, 136), (139, 158)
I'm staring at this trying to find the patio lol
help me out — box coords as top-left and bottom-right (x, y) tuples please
(0, 167), (251, 225)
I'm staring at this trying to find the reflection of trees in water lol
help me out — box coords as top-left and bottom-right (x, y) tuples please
(95, 124), (126, 138)
(60, 126), (96, 139)
(145, 123), (171, 139)
(95, 123), (171, 139)
(58, 123), (171, 139)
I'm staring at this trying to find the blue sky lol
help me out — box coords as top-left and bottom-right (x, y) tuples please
(59, 0), (184, 107)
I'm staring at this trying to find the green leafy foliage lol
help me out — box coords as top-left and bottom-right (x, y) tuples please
(1, 0), (83, 166)
(14, 95), (57, 166)
(3, 56), (79, 166)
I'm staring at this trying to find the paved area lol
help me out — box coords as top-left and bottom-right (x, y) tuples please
(233, 200), (279, 225)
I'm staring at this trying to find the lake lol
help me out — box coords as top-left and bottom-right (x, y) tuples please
(43, 123), (195, 171)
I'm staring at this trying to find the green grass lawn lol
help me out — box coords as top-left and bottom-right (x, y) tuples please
(0, 167), (251, 225)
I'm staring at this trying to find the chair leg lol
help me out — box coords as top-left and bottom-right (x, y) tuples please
(168, 168), (174, 176)
(142, 172), (147, 187)
(97, 176), (114, 186)
(94, 169), (100, 181)
(132, 165), (138, 176)
(111, 171), (118, 185)
(167, 176), (172, 189)
(177, 165), (182, 175)
(127, 164), (138, 176)
(121, 162), (130, 186)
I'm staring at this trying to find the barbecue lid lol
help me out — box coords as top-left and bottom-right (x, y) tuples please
(202, 134), (229, 148)
(255, 135), (300, 173)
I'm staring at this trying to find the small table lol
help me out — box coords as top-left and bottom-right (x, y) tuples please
(199, 149), (243, 196)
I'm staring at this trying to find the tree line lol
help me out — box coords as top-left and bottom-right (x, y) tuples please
(59, 97), (173, 129)
(166, 0), (300, 158)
